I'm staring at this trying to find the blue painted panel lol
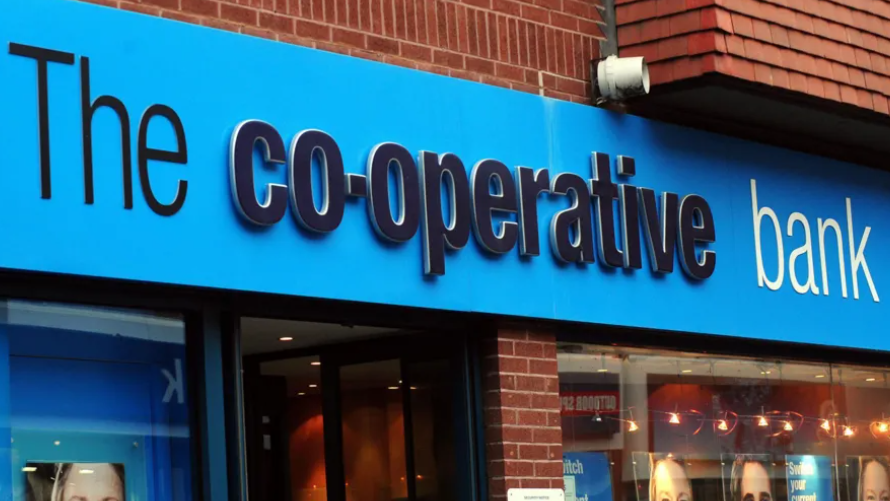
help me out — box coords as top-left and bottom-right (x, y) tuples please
(0, 0), (887, 349)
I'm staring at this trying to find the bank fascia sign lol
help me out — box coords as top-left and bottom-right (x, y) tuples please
(0, 0), (885, 349)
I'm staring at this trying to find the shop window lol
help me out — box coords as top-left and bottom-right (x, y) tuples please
(1, 300), (191, 501)
(240, 318), (475, 501)
(558, 343), (890, 501)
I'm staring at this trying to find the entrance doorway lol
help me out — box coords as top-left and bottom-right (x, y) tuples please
(238, 317), (480, 501)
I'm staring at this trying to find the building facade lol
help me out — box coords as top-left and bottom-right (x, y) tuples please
(0, 2), (888, 501)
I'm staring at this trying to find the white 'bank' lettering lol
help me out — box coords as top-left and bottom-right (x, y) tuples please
(751, 179), (878, 302)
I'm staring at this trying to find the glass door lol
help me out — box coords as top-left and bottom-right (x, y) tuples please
(239, 318), (478, 501)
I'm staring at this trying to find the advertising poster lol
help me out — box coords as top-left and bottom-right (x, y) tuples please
(720, 454), (775, 501)
(25, 463), (125, 501)
(786, 456), (834, 501)
(563, 452), (612, 501)
(845, 456), (890, 501)
(632, 452), (695, 501)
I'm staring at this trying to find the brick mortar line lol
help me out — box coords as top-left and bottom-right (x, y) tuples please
(206, 0), (609, 31)
(116, 0), (597, 84)
(101, 0), (597, 100)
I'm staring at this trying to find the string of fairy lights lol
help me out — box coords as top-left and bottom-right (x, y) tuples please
(574, 355), (890, 440)
(588, 407), (890, 439)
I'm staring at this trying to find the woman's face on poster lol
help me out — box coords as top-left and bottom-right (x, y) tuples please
(653, 460), (692, 501)
(863, 461), (890, 501)
(59, 463), (123, 501)
(740, 462), (772, 501)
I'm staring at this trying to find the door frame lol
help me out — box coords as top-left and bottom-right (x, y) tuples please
(240, 328), (483, 501)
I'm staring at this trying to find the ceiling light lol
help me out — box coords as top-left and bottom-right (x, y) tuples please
(628, 421), (639, 432)
(298, 392), (305, 396)
(669, 413), (680, 424)
(597, 369), (608, 373)
(388, 386), (399, 390)
(784, 421), (793, 431)
(757, 416), (769, 427)
(310, 361), (321, 366)
(279, 336), (293, 342)
(681, 369), (692, 373)
(309, 384), (317, 388)
(53, 441), (60, 446)
(867, 378), (876, 382)
(879, 422), (889, 433)
(717, 420), (728, 431)
(79, 469), (94, 475)
(821, 419), (832, 431)
(815, 374), (825, 379)
(22, 467), (36, 472)
(843, 426), (855, 437)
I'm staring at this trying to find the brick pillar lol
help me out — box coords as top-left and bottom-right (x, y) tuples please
(482, 328), (563, 501)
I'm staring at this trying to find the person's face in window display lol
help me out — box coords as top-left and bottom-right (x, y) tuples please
(862, 461), (890, 501)
(740, 462), (772, 501)
(58, 464), (124, 501)
(653, 459), (692, 501)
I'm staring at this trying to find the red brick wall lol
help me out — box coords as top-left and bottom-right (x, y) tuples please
(482, 329), (563, 500)
(80, 0), (605, 103)
(617, 0), (890, 115)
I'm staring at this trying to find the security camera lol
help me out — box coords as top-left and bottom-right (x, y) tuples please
(595, 55), (650, 102)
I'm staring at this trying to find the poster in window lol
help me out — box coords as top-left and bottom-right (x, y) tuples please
(25, 463), (126, 501)
(846, 456), (890, 501)
(785, 456), (834, 501)
(563, 452), (612, 501)
(720, 454), (775, 501)
(633, 452), (696, 501)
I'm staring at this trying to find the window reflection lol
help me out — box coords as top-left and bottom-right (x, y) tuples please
(558, 344), (890, 501)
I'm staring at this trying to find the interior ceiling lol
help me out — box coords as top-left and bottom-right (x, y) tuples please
(557, 348), (888, 388)
(240, 317), (398, 355)
(635, 78), (890, 168)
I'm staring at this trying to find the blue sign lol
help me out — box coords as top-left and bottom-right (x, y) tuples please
(563, 453), (612, 501)
(786, 456), (835, 501)
(0, 0), (888, 348)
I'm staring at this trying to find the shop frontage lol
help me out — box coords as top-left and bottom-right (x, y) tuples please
(0, 2), (889, 501)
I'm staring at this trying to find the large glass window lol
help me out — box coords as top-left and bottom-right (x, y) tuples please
(558, 343), (890, 501)
(3, 300), (191, 501)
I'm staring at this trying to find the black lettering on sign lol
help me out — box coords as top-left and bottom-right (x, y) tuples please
(638, 188), (678, 273)
(8, 43), (75, 199)
(420, 151), (471, 275)
(516, 166), (550, 257)
(80, 56), (133, 208)
(678, 194), (716, 279)
(589, 152), (623, 267)
(549, 172), (594, 264)
(470, 159), (518, 254)
(288, 129), (345, 233)
(138, 104), (188, 216)
(367, 143), (420, 242)
(229, 120), (288, 226)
